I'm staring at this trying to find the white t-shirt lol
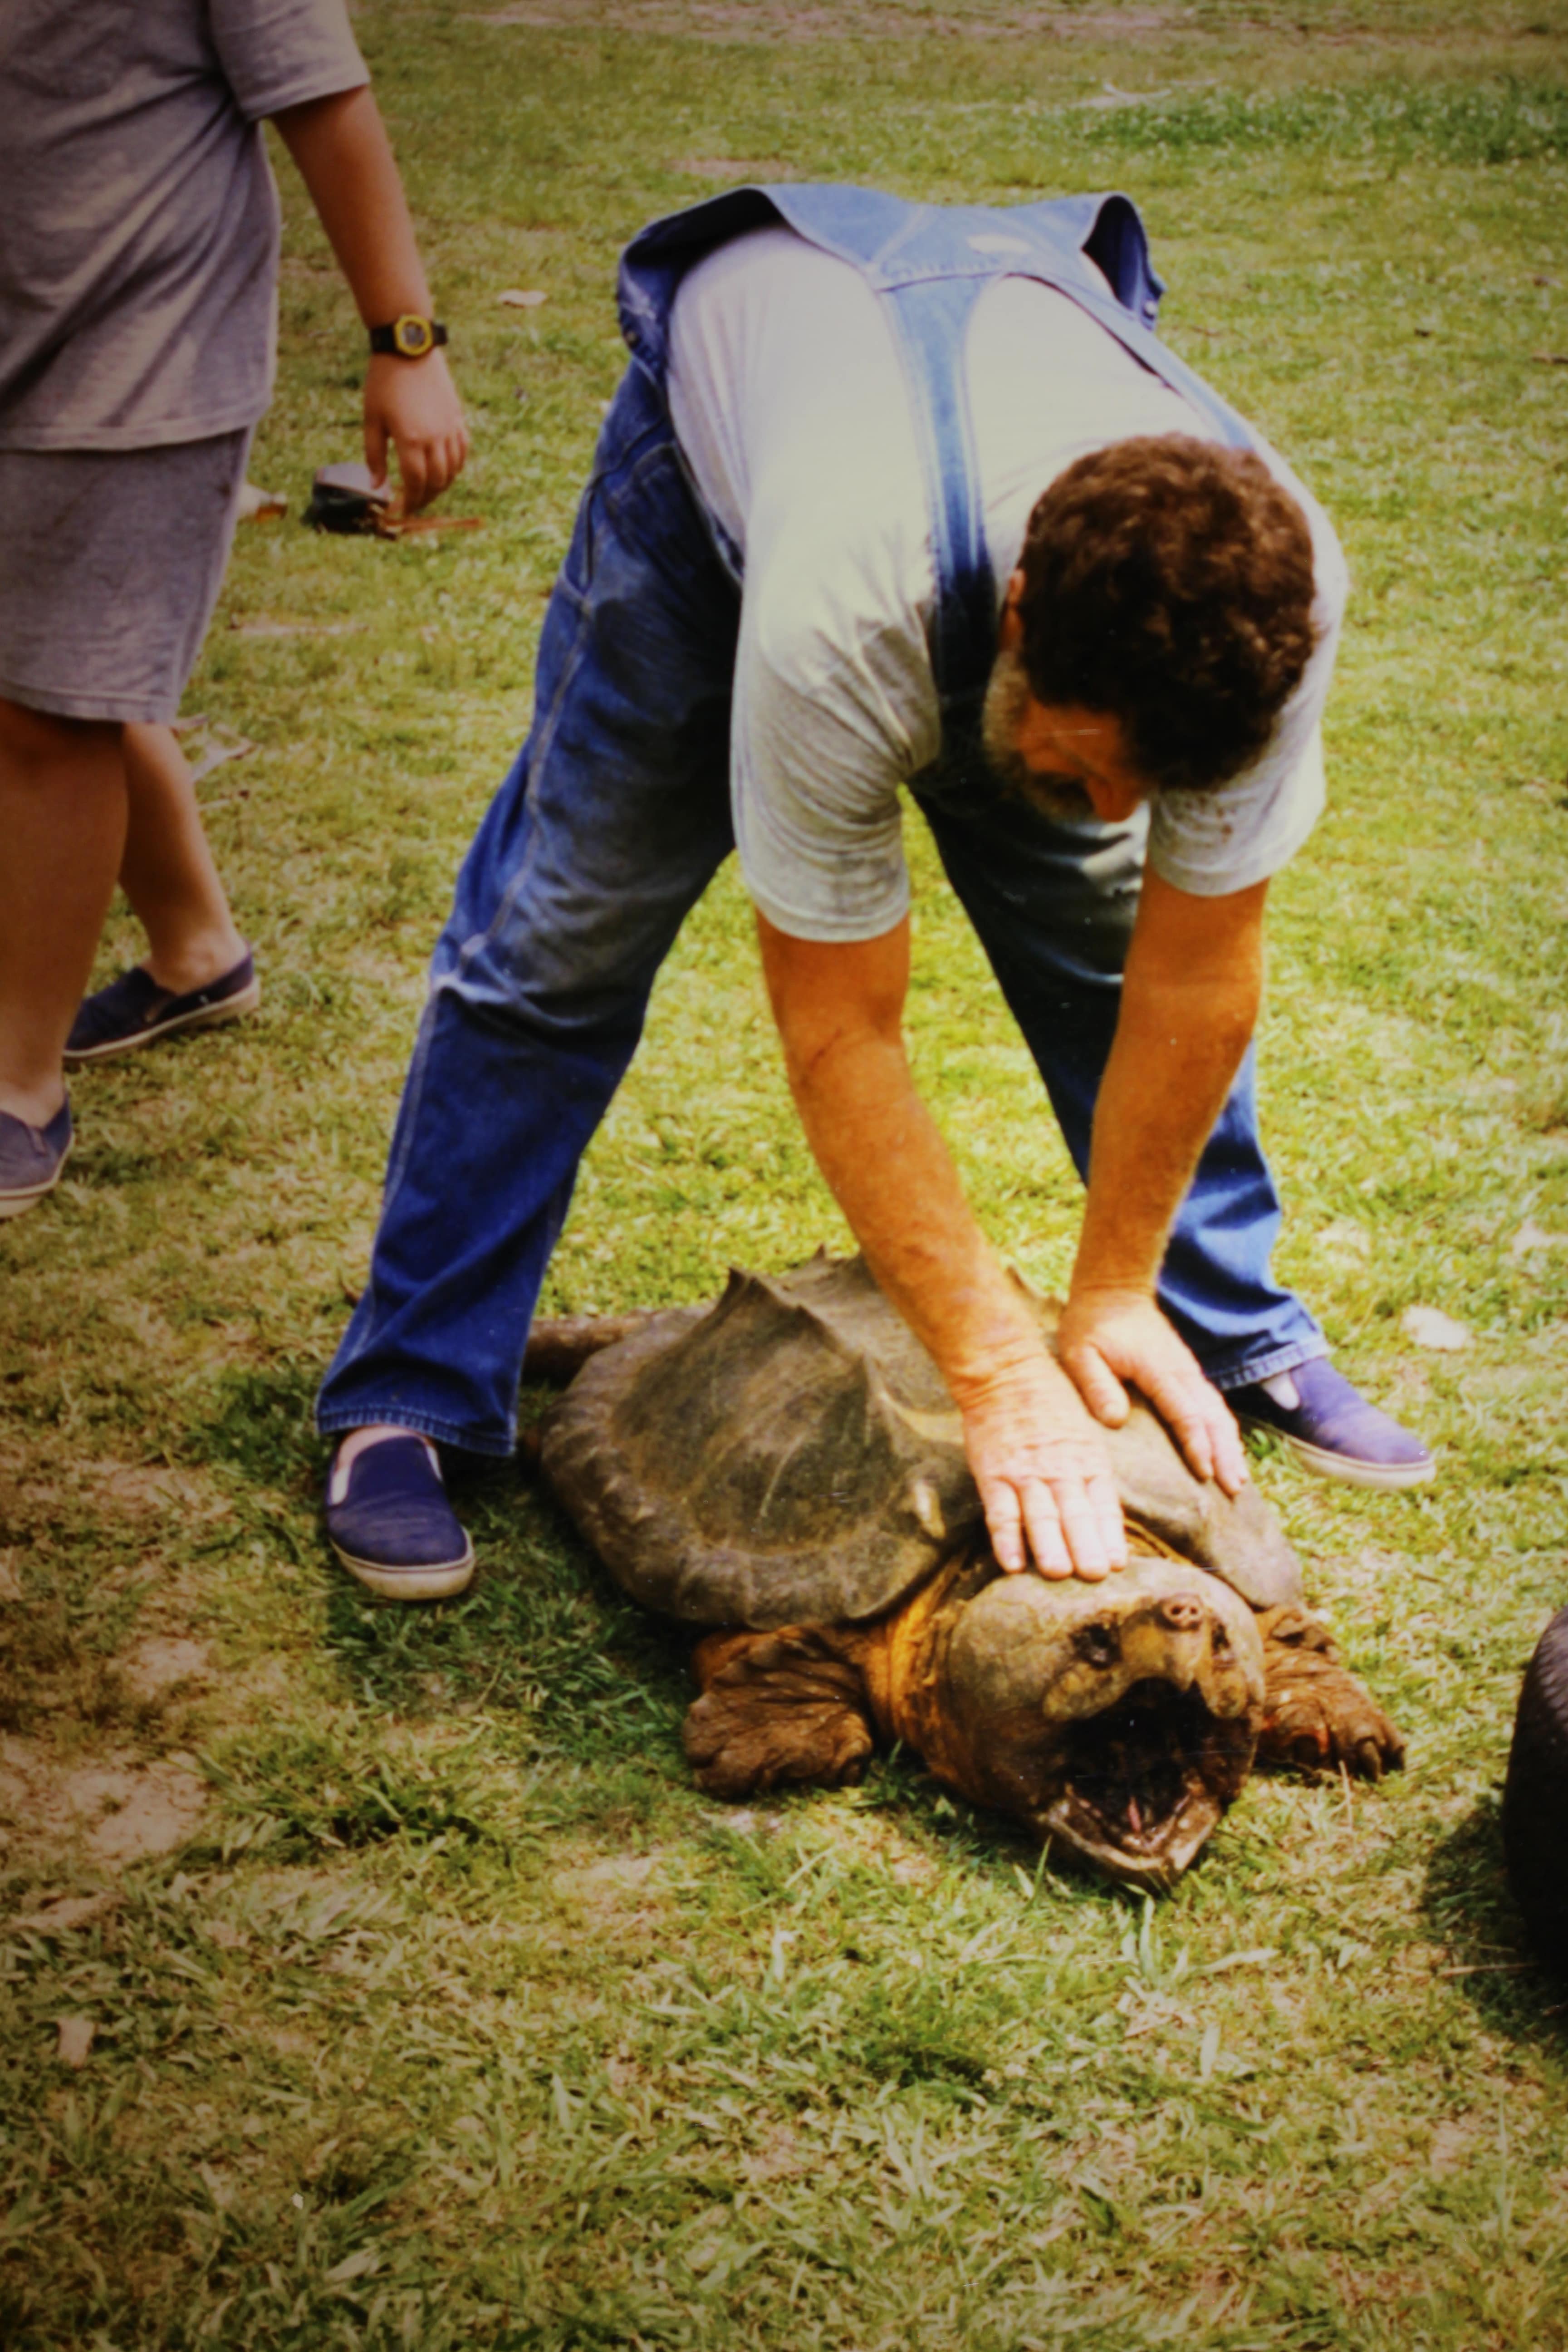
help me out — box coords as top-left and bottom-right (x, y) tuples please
(666, 225), (1347, 942)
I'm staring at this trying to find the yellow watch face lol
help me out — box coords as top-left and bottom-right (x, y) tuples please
(392, 314), (435, 358)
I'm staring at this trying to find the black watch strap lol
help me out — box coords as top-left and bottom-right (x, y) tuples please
(369, 314), (449, 359)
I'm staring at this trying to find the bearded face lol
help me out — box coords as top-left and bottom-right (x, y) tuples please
(980, 647), (1099, 823)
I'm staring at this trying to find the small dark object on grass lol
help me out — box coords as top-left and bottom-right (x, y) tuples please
(304, 461), (394, 534)
(303, 461), (482, 539)
(527, 1253), (1404, 1891)
(1503, 1604), (1568, 1977)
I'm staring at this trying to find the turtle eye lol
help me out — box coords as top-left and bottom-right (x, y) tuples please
(1075, 1620), (1120, 1669)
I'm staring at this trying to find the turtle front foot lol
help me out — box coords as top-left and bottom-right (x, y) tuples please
(1254, 1605), (1406, 1780)
(684, 1627), (876, 1799)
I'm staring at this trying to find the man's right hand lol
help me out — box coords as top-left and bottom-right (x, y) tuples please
(753, 908), (1128, 1583)
(954, 1350), (1127, 1581)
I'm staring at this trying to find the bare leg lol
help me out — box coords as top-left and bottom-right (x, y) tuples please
(119, 723), (245, 993)
(0, 696), (126, 1127)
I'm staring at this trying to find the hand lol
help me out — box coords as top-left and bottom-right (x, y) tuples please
(956, 1351), (1127, 1583)
(363, 349), (469, 513)
(1057, 1287), (1247, 1496)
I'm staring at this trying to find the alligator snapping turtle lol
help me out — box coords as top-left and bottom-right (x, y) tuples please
(529, 1254), (1403, 1889)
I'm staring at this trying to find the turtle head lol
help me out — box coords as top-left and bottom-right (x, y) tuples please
(934, 1556), (1265, 1891)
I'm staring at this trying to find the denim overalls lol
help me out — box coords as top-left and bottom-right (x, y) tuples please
(318, 185), (1325, 1453)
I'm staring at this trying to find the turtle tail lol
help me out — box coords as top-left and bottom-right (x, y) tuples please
(523, 1309), (683, 1385)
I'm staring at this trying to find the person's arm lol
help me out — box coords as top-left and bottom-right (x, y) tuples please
(272, 85), (469, 511)
(1055, 867), (1266, 1493)
(756, 909), (1127, 1582)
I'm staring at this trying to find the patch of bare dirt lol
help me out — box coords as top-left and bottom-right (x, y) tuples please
(551, 1852), (666, 1916)
(669, 155), (798, 178)
(0, 1444), (233, 1534)
(266, 2025), (316, 2058)
(740, 2123), (806, 2182)
(470, 1), (1193, 39)
(543, 1851), (679, 1950)
(705, 1806), (785, 1837)
(6, 1891), (119, 1936)
(468, 1), (1567, 52)
(1429, 2117), (1482, 2176)
(55, 2015), (97, 2068)
(228, 617), (363, 641)
(0, 1739), (207, 1871)
(119, 1637), (213, 1704)
(889, 1849), (939, 1886)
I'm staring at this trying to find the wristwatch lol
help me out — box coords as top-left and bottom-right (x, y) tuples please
(368, 314), (449, 359)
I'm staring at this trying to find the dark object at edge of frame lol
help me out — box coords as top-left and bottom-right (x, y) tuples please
(1503, 1602), (1568, 1980)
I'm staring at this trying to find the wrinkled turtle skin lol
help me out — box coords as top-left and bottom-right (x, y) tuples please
(534, 1254), (1403, 1890)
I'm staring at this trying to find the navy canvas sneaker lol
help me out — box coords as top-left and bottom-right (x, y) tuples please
(324, 1434), (475, 1600)
(0, 1098), (73, 1220)
(65, 951), (259, 1065)
(1230, 1358), (1434, 1491)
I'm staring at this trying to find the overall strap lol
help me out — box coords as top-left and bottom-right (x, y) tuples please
(616, 182), (1259, 703)
(876, 274), (995, 700)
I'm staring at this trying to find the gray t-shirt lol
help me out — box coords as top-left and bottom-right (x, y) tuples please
(0, 0), (368, 451)
(667, 228), (1348, 940)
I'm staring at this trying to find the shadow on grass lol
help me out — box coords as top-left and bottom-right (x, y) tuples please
(188, 1368), (687, 1730)
(189, 1361), (321, 1492)
(184, 1369), (701, 1843)
(1418, 1789), (1568, 2048)
(322, 1451), (695, 1761)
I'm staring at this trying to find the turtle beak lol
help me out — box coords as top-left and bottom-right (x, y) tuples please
(1121, 1592), (1212, 1696)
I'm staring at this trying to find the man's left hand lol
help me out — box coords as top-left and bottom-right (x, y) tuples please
(1057, 1287), (1248, 1495)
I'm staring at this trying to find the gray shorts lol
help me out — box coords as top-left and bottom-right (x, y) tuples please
(0, 428), (251, 724)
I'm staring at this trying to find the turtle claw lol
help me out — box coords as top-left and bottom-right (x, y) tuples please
(1254, 1606), (1406, 1780)
(684, 1627), (876, 1799)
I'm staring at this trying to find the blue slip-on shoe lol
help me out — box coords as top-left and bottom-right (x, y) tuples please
(1230, 1358), (1435, 1491)
(0, 1098), (73, 1220)
(324, 1433), (476, 1600)
(64, 951), (260, 1066)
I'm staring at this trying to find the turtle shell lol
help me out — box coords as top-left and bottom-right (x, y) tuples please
(540, 1252), (1304, 1630)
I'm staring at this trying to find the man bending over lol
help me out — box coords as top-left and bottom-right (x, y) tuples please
(316, 182), (1431, 1600)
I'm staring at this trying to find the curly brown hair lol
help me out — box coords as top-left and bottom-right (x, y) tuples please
(1014, 436), (1318, 794)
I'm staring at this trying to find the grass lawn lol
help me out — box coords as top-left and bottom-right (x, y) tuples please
(4, 1), (1568, 2343)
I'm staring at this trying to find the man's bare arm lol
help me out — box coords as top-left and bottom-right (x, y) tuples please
(756, 910), (1127, 1581)
(1057, 867), (1268, 1496)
